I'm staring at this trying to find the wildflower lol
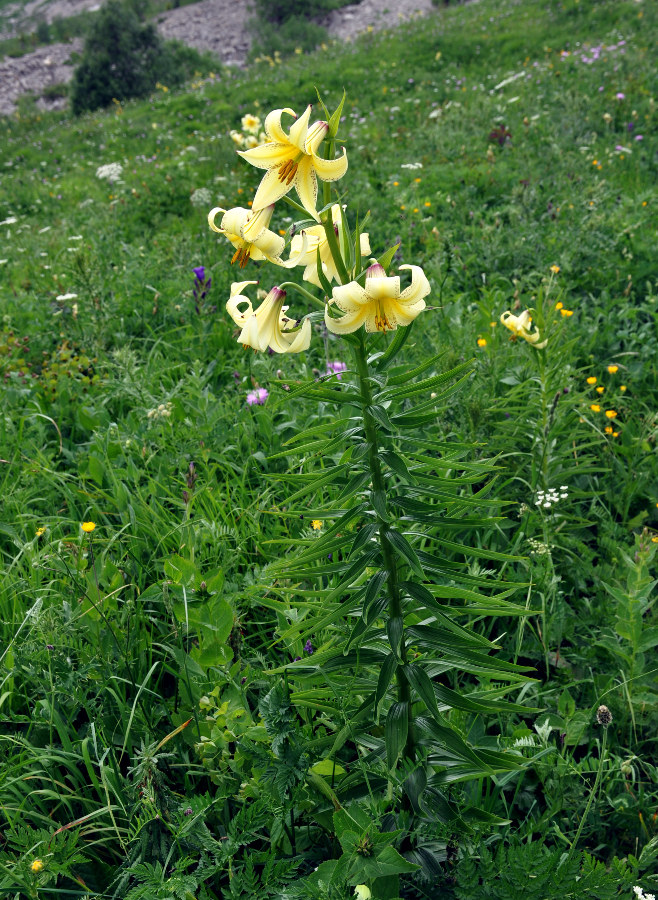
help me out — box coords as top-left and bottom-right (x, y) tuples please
(238, 106), (348, 222)
(230, 130), (245, 146)
(325, 263), (430, 334)
(615, 92), (625, 100)
(596, 386), (604, 394)
(355, 887), (372, 900)
(241, 113), (261, 134)
(477, 337), (487, 347)
(499, 310), (547, 348)
(30, 859), (44, 873)
(246, 388), (269, 405)
(243, 135), (259, 149)
(183, 807), (194, 816)
(587, 376), (597, 385)
(607, 365), (619, 374)
(81, 521), (96, 533)
(605, 426), (613, 434)
(590, 404), (601, 412)
(620, 385), (627, 392)
(555, 301), (564, 310)
(56, 292), (78, 301)
(550, 265), (560, 274)
(227, 282), (311, 353)
(326, 360), (347, 379)
(209, 205), (303, 269)
(35, 526), (46, 537)
(311, 519), (323, 530)
(596, 705), (612, 726)
(303, 639), (314, 655)
(560, 308), (573, 317)
(288, 203), (370, 286)
(95, 162), (123, 181)
(605, 409), (617, 418)
(0, 216), (17, 226)
(190, 187), (212, 208)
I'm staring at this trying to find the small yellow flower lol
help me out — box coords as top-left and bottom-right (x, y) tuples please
(81, 521), (96, 533)
(590, 404), (601, 412)
(560, 308), (573, 317)
(489, 321), (496, 327)
(550, 265), (560, 274)
(620, 385), (627, 392)
(424, 201), (431, 207)
(35, 526), (46, 537)
(31, 859), (44, 873)
(393, 181), (399, 186)
(605, 426), (613, 434)
(605, 409), (617, 419)
(607, 365), (618, 374)
(555, 301), (564, 310)
(652, 536), (658, 543)
(499, 310), (547, 348)
(414, 177), (422, 183)
(613, 431), (619, 437)
(311, 520), (323, 530)
(586, 376), (597, 385)
(596, 386), (604, 394)
(477, 338), (487, 347)
(592, 159), (598, 165)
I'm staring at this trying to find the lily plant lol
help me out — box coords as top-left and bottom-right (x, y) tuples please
(208, 95), (535, 897)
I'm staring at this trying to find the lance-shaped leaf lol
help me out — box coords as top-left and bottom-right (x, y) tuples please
(385, 701), (409, 770)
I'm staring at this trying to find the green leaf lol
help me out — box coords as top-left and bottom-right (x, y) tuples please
(384, 529), (425, 578)
(374, 322), (415, 371)
(377, 242), (400, 272)
(403, 766), (427, 814)
(375, 653), (398, 721)
(385, 701), (409, 770)
(380, 450), (414, 483)
(387, 615), (404, 659)
(367, 404), (395, 432)
(316, 245), (333, 296)
(405, 663), (441, 719)
(372, 488), (389, 521)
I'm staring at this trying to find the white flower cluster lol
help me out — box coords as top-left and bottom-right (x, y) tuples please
(527, 537), (551, 556)
(633, 888), (656, 900)
(535, 486), (568, 509)
(400, 162), (423, 170)
(95, 163), (123, 181)
(147, 402), (173, 421)
(0, 216), (18, 226)
(190, 187), (212, 208)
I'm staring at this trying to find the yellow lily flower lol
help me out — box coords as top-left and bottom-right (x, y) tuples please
(289, 204), (371, 286)
(325, 262), (430, 334)
(499, 310), (547, 348)
(227, 281), (311, 353)
(237, 106), (348, 222)
(208, 205), (307, 270)
(208, 205), (286, 268)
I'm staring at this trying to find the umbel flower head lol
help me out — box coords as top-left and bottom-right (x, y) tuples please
(289, 203), (370, 286)
(237, 106), (348, 222)
(227, 281), (311, 354)
(500, 309), (547, 348)
(325, 262), (430, 334)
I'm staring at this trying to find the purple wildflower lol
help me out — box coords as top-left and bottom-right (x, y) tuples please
(326, 360), (347, 379)
(193, 266), (205, 282)
(293, 656), (301, 662)
(627, 122), (634, 131)
(246, 388), (269, 406)
(615, 92), (625, 100)
(184, 807), (193, 816)
(192, 266), (212, 314)
(635, 134), (643, 141)
(303, 640), (314, 655)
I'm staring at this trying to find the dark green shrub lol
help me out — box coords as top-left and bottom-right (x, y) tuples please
(70, 0), (183, 115)
(249, 16), (330, 59)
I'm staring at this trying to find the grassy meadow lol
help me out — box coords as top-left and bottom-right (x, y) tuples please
(1, 0), (658, 896)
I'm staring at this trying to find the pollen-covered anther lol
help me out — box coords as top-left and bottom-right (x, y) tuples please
(277, 159), (298, 184)
(231, 246), (252, 268)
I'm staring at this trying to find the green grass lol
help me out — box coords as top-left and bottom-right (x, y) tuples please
(1, 0), (657, 896)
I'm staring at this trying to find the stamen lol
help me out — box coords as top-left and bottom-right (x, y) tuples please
(277, 158), (299, 184)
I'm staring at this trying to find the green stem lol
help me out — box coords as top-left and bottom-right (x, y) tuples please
(565, 726), (608, 865)
(352, 333), (415, 763)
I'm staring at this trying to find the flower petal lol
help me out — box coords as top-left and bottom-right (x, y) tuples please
(312, 147), (348, 183)
(325, 302), (369, 334)
(253, 227), (286, 262)
(294, 156), (319, 221)
(264, 107), (296, 143)
(332, 281), (368, 311)
(241, 204), (275, 241)
(208, 206), (227, 233)
(220, 207), (249, 236)
(398, 264), (431, 304)
(238, 142), (292, 170)
(288, 104), (312, 151)
(365, 274), (400, 302)
(251, 166), (296, 211)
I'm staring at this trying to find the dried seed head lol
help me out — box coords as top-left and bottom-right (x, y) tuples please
(596, 705), (612, 726)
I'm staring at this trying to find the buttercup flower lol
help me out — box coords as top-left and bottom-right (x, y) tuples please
(477, 337), (487, 347)
(227, 281), (311, 353)
(607, 365), (619, 374)
(311, 519), (323, 530)
(288, 203), (370, 285)
(209, 205), (301, 269)
(30, 859), (44, 873)
(325, 263), (430, 334)
(237, 106), (348, 222)
(590, 404), (601, 412)
(499, 310), (547, 348)
(605, 409), (617, 418)
(587, 376), (597, 385)
(550, 265), (560, 274)
(81, 521), (96, 533)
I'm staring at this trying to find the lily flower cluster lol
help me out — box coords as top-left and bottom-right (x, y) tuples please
(499, 309), (547, 348)
(208, 101), (432, 354)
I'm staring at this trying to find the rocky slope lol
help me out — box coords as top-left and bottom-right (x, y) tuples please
(0, 0), (435, 116)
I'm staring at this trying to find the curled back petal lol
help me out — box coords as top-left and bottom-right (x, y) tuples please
(294, 157), (319, 221)
(324, 302), (369, 334)
(264, 107), (296, 143)
(241, 204), (275, 241)
(332, 281), (368, 311)
(220, 207), (250, 236)
(208, 207), (228, 233)
(398, 264), (431, 304)
(312, 148), (348, 183)
(227, 294), (256, 326)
